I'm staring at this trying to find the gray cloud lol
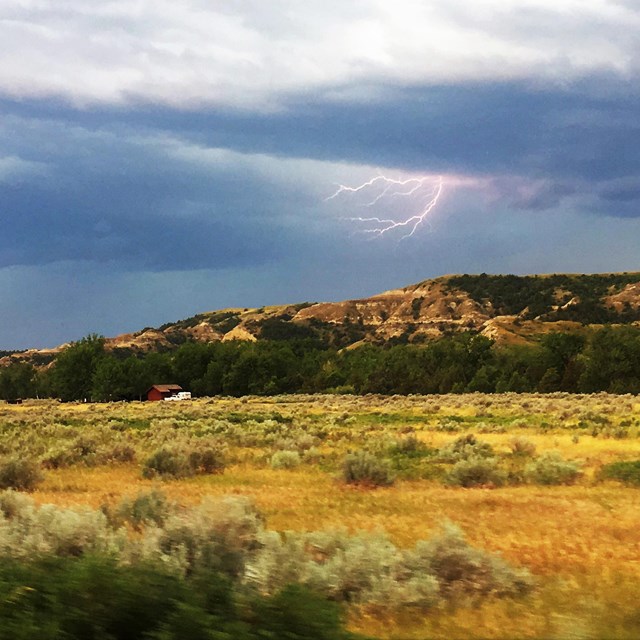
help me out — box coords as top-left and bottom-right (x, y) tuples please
(0, 2), (639, 348)
(2, 72), (639, 285)
(0, 1), (638, 108)
(599, 177), (640, 203)
(0, 115), (345, 272)
(0, 155), (48, 183)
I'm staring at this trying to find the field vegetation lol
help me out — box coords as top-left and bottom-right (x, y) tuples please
(1, 393), (640, 637)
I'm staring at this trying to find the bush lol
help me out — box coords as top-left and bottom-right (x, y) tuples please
(437, 434), (494, 463)
(0, 490), (32, 519)
(599, 459), (640, 485)
(524, 452), (581, 485)
(251, 584), (358, 640)
(0, 458), (44, 491)
(109, 489), (173, 529)
(271, 450), (301, 470)
(155, 496), (265, 577)
(0, 491), (532, 613)
(245, 525), (532, 608)
(509, 436), (536, 457)
(0, 556), (358, 640)
(391, 434), (421, 454)
(41, 436), (104, 469)
(445, 457), (506, 488)
(0, 493), (116, 558)
(246, 529), (410, 605)
(410, 523), (533, 598)
(341, 451), (395, 487)
(188, 445), (226, 474)
(103, 444), (137, 464)
(303, 447), (323, 464)
(142, 448), (192, 479)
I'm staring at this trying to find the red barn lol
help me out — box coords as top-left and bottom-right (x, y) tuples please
(146, 384), (183, 402)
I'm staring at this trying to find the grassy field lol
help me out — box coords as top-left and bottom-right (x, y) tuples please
(2, 393), (640, 639)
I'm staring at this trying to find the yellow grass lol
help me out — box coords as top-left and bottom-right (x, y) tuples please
(5, 393), (640, 638)
(34, 464), (640, 575)
(32, 464), (640, 638)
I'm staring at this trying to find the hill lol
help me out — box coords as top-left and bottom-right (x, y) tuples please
(2, 272), (640, 368)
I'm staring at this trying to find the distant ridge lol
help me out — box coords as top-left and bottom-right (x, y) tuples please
(3, 272), (640, 367)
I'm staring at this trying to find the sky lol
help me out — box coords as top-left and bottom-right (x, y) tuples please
(1, 0), (639, 349)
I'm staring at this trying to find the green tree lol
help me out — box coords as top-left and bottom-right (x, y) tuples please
(579, 327), (640, 393)
(91, 357), (129, 402)
(467, 365), (496, 393)
(537, 367), (561, 393)
(172, 342), (217, 390)
(0, 363), (36, 401)
(52, 335), (106, 401)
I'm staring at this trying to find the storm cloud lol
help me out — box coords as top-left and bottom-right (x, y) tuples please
(1, 1), (639, 348)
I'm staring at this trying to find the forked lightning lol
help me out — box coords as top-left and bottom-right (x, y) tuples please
(326, 175), (444, 239)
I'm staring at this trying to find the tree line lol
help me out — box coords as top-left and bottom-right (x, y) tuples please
(2, 326), (640, 401)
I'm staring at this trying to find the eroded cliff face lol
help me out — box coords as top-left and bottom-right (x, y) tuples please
(294, 279), (491, 342)
(3, 272), (640, 367)
(605, 282), (640, 312)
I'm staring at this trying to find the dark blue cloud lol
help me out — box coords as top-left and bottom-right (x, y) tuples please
(1, 76), (639, 348)
(4, 79), (639, 177)
(2, 77), (639, 277)
(0, 114), (321, 270)
(4, 77), (638, 211)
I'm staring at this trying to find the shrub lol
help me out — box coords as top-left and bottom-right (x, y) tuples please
(188, 445), (226, 474)
(0, 490), (32, 519)
(445, 457), (506, 488)
(0, 492), (117, 558)
(110, 489), (173, 529)
(270, 450), (301, 470)
(251, 584), (357, 640)
(341, 451), (395, 487)
(155, 497), (264, 577)
(103, 444), (137, 464)
(509, 436), (536, 457)
(524, 452), (581, 485)
(391, 434), (421, 454)
(245, 525), (532, 608)
(410, 523), (533, 598)
(142, 448), (191, 479)
(433, 421), (462, 433)
(0, 490), (532, 613)
(437, 434), (494, 463)
(0, 458), (44, 491)
(41, 435), (103, 469)
(293, 433), (317, 452)
(246, 528), (438, 607)
(41, 447), (76, 469)
(599, 459), (640, 486)
(72, 435), (99, 458)
(303, 447), (323, 464)
(0, 557), (357, 640)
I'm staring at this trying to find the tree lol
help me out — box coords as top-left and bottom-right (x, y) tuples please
(51, 335), (105, 401)
(0, 364), (36, 401)
(539, 332), (585, 391)
(579, 327), (640, 393)
(467, 366), (496, 393)
(537, 367), (561, 393)
(91, 357), (129, 402)
(172, 343), (216, 390)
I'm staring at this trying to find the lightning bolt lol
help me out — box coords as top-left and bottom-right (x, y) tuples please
(326, 174), (444, 240)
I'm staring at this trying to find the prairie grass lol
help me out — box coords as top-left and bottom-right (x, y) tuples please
(4, 393), (640, 638)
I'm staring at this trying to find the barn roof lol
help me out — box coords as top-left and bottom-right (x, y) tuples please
(147, 384), (182, 393)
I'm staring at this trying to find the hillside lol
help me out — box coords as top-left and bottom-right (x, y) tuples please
(3, 272), (640, 368)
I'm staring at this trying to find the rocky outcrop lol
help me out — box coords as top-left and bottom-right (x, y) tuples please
(4, 272), (640, 367)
